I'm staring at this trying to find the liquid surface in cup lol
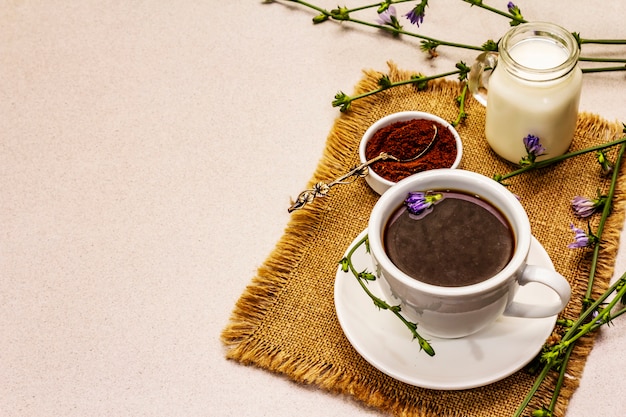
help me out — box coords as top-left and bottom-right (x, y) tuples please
(383, 190), (514, 287)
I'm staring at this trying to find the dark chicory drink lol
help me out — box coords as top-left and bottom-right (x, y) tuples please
(383, 190), (515, 287)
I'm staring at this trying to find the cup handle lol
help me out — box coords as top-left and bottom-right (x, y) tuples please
(468, 51), (499, 107)
(503, 265), (571, 318)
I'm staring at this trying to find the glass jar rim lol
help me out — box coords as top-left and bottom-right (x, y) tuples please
(499, 21), (580, 82)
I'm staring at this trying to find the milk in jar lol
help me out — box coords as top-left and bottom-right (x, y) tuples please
(477, 23), (582, 163)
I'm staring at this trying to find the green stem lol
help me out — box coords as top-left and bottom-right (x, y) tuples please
(335, 70), (461, 109)
(460, 0), (526, 24)
(497, 136), (626, 182)
(582, 66), (626, 74)
(514, 273), (626, 416)
(579, 57), (626, 63)
(345, 0), (415, 13)
(547, 342), (575, 413)
(561, 276), (626, 348)
(348, 17), (484, 50)
(582, 306), (626, 335)
(564, 272), (626, 344)
(580, 39), (626, 45)
(288, 1), (626, 59)
(343, 234), (435, 356)
(513, 141), (625, 416)
(452, 83), (469, 127)
(584, 143), (626, 300)
(513, 361), (552, 417)
(579, 56), (626, 73)
(285, 0), (326, 14)
(286, 0), (484, 50)
(346, 238), (386, 307)
(540, 281), (626, 417)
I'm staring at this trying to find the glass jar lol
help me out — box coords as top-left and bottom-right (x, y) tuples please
(469, 22), (582, 164)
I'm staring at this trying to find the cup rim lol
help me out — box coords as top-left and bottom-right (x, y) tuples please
(359, 111), (463, 194)
(368, 169), (531, 297)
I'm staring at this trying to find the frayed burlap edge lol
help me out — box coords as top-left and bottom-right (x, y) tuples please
(220, 63), (423, 355)
(221, 62), (626, 417)
(539, 116), (626, 416)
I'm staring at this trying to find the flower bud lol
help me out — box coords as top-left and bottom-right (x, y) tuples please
(312, 14), (329, 24)
(531, 407), (552, 417)
(597, 150), (614, 177)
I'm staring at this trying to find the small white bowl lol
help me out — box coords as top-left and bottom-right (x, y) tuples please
(359, 111), (463, 195)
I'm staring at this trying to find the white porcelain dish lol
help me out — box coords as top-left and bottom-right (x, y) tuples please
(359, 111), (463, 195)
(334, 229), (559, 390)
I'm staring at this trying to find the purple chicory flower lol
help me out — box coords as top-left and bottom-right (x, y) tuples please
(507, 2), (517, 13)
(523, 134), (546, 157)
(506, 2), (524, 26)
(568, 223), (598, 249)
(507, 2), (523, 17)
(405, 0), (428, 27)
(519, 134), (546, 166)
(404, 191), (442, 215)
(571, 194), (607, 218)
(568, 223), (589, 248)
(591, 310), (605, 325)
(571, 196), (596, 218)
(376, 6), (400, 28)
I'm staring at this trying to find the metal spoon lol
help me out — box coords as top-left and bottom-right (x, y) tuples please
(288, 125), (438, 212)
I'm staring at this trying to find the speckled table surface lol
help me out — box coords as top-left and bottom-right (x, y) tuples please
(2, 1), (625, 416)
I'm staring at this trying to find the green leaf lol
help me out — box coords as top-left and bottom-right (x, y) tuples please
(338, 257), (349, 272)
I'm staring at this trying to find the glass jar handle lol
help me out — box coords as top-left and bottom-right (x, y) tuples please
(468, 51), (499, 107)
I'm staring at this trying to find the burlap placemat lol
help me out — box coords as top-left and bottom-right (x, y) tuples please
(222, 63), (625, 416)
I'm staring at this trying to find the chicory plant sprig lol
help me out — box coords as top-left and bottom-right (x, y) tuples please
(338, 234), (435, 356)
(512, 138), (626, 416)
(279, 0), (626, 118)
(493, 136), (626, 184)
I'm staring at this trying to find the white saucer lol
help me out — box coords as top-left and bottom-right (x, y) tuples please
(334, 230), (559, 390)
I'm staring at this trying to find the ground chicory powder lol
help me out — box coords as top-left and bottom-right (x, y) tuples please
(364, 118), (458, 182)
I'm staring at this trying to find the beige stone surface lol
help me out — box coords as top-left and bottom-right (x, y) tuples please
(1, 1), (625, 415)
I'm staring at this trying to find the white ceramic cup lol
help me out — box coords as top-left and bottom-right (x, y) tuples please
(368, 169), (571, 338)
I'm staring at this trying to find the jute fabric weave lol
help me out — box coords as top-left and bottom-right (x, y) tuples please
(222, 63), (625, 416)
